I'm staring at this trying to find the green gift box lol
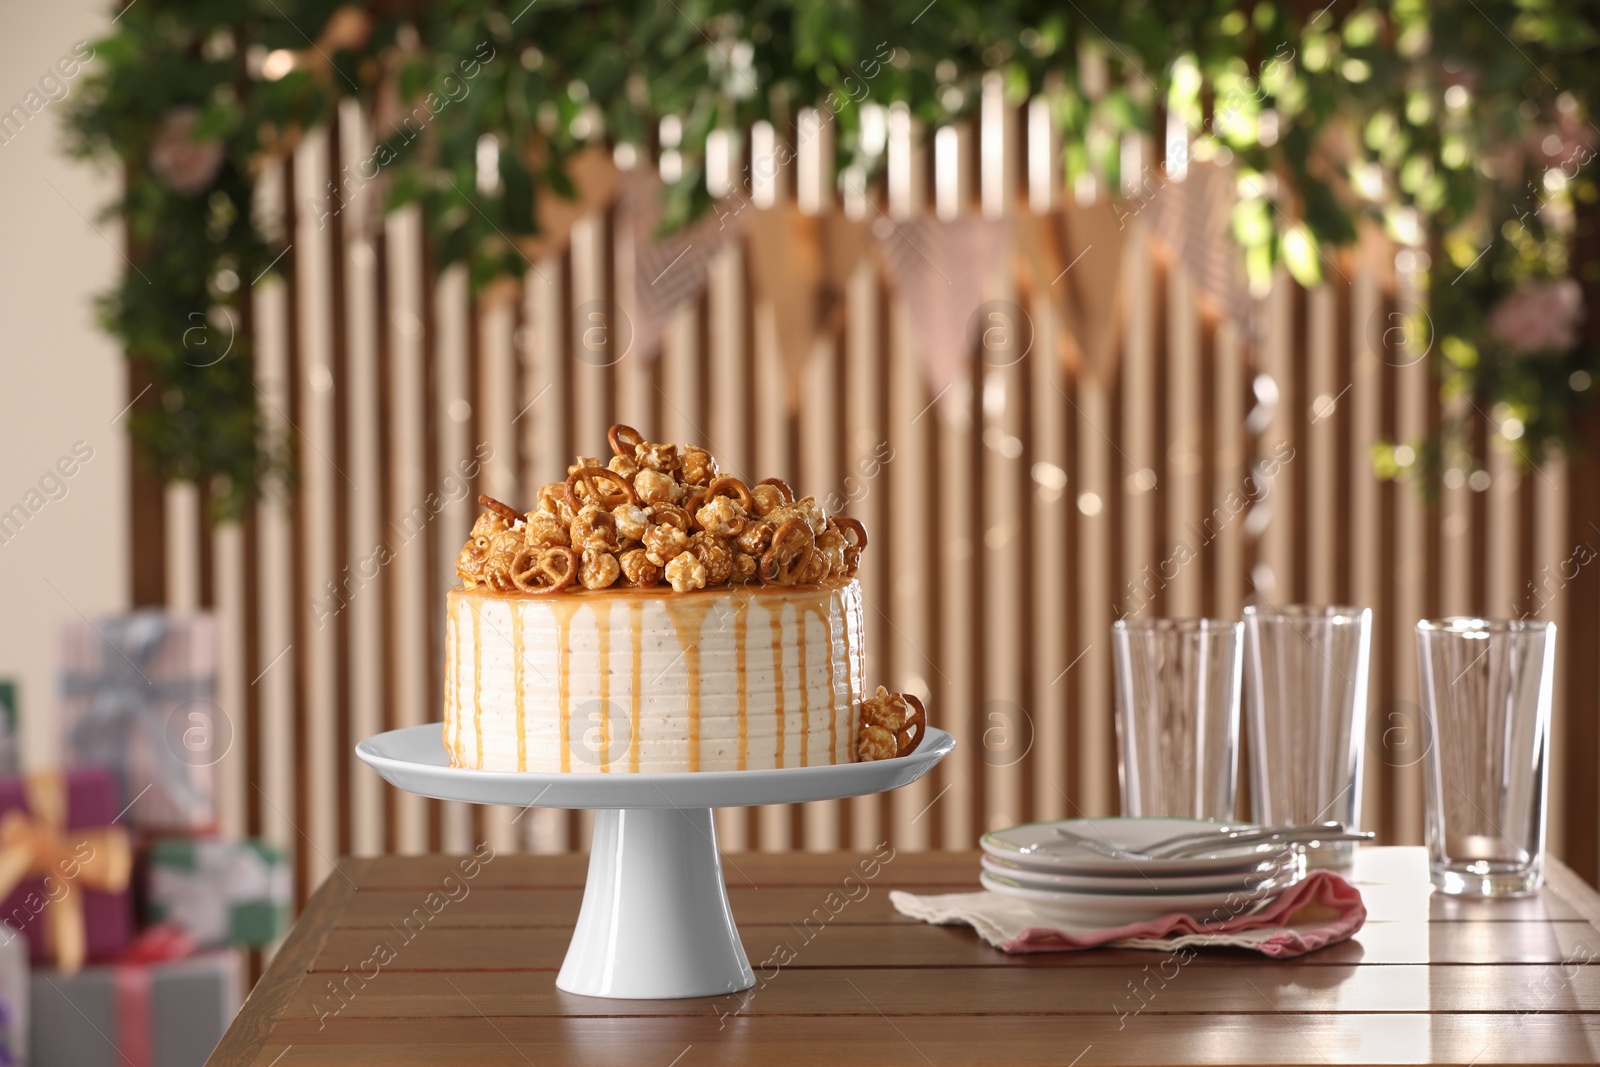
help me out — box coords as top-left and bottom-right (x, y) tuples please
(146, 839), (291, 948)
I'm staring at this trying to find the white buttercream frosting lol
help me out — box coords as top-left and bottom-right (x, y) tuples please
(443, 580), (866, 772)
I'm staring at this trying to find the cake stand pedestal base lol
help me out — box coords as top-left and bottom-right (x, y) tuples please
(556, 807), (754, 999)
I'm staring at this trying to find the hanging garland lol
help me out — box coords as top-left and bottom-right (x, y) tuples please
(65, 0), (1599, 518)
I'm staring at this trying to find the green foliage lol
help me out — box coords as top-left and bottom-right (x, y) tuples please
(64, 0), (1600, 517)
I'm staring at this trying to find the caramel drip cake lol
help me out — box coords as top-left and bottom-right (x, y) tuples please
(445, 423), (925, 773)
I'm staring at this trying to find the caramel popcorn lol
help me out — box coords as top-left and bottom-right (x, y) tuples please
(634, 468), (679, 505)
(458, 428), (867, 595)
(642, 522), (692, 567)
(619, 547), (663, 587)
(856, 687), (928, 762)
(665, 550), (708, 592)
(579, 548), (621, 590)
(612, 503), (650, 542)
(524, 511), (570, 548)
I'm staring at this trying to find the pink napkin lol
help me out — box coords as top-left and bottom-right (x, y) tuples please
(889, 869), (1365, 958)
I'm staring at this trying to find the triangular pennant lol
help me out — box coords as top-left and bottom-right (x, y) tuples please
(519, 146), (619, 262)
(745, 204), (825, 399)
(818, 213), (871, 340)
(1145, 161), (1258, 336)
(1057, 199), (1128, 385)
(616, 171), (749, 361)
(871, 215), (1014, 400)
(1011, 213), (1081, 378)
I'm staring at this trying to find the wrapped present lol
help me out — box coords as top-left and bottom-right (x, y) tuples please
(147, 838), (291, 947)
(58, 611), (220, 833)
(0, 683), (17, 780)
(30, 932), (240, 1067)
(0, 769), (134, 972)
(0, 922), (27, 1066)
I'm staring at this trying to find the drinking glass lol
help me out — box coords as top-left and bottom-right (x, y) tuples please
(1113, 618), (1243, 820)
(1243, 605), (1372, 866)
(1416, 617), (1555, 897)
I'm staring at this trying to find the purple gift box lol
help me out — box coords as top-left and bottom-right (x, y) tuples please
(0, 768), (134, 966)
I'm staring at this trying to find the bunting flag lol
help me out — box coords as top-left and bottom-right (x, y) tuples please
(1056, 199), (1129, 385)
(745, 204), (824, 403)
(744, 207), (874, 406)
(1145, 161), (1258, 336)
(519, 146), (619, 263)
(871, 215), (1014, 400)
(615, 171), (750, 361)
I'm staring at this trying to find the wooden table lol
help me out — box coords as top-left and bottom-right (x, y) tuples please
(209, 846), (1600, 1065)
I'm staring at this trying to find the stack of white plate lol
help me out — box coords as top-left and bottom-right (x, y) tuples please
(979, 817), (1304, 925)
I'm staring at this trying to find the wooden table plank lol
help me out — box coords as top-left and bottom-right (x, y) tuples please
(242, 1015), (1600, 1066)
(209, 848), (1600, 1067)
(311, 918), (1600, 971)
(277, 963), (1600, 1020)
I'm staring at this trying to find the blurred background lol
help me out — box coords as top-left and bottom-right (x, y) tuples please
(3, 0), (1599, 973)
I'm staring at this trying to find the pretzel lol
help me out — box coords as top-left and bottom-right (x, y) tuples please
(706, 475), (755, 512)
(608, 423), (645, 458)
(565, 466), (638, 512)
(759, 517), (814, 585)
(509, 545), (577, 594)
(896, 693), (927, 756)
(832, 515), (868, 551)
(477, 494), (524, 526)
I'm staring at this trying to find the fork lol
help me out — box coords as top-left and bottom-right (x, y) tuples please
(1047, 821), (1373, 862)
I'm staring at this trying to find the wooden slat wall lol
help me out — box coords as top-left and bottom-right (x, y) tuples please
(136, 96), (1600, 924)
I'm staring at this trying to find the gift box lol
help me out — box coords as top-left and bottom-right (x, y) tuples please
(30, 946), (240, 1067)
(146, 838), (291, 947)
(0, 769), (134, 971)
(0, 683), (18, 780)
(58, 611), (219, 833)
(0, 922), (27, 1066)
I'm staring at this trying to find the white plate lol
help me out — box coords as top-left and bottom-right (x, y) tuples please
(356, 724), (956, 809)
(981, 817), (1284, 877)
(979, 852), (1298, 895)
(980, 869), (1295, 925)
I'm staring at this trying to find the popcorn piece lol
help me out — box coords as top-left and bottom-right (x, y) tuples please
(523, 512), (570, 548)
(695, 495), (745, 538)
(643, 523), (692, 566)
(690, 531), (735, 586)
(736, 520), (774, 555)
(608, 452), (640, 478)
(484, 529), (528, 593)
(750, 482), (788, 517)
(857, 725), (898, 762)
(456, 538), (491, 587)
(568, 456), (604, 475)
(612, 503), (650, 543)
(619, 548), (663, 587)
(665, 551), (708, 593)
(731, 549), (759, 583)
(579, 548), (622, 590)
(471, 511), (510, 540)
(571, 504), (622, 553)
(790, 495), (828, 536)
(537, 483), (575, 524)
(634, 468), (679, 505)
(680, 446), (719, 485)
(635, 441), (680, 473)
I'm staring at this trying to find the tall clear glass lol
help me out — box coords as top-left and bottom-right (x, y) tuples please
(1113, 618), (1243, 820)
(1416, 618), (1555, 897)
(1243, 605), (1372, 866)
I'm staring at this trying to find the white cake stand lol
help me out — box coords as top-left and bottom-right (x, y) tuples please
(356, 723), (955, 1000)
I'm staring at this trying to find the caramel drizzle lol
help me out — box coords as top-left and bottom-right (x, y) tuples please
(663, 597), (712, 771)
(596, 599), (612, 773)
(769, 610), (786, 768)
(797, 604), (809, 767)
(628, 601), (643, 772)
(469, 596), (483, 770)
(513, 606), (526, 772)
(735, 592), (749, 771)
